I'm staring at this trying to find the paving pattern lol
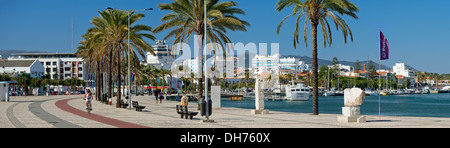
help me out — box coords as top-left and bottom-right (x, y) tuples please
(3, 95), (450, 128)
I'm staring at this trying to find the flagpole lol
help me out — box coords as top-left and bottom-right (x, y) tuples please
(378, 27), (381, 120)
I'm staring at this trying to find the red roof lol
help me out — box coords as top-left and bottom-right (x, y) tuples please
(396, 75), (405, 79)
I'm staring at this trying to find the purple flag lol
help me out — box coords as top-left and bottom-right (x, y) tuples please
(380, 31), (389, 60)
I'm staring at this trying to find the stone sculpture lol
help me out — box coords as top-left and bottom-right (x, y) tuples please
(338, 87), (366, 123)
(344, 87), (366, 107)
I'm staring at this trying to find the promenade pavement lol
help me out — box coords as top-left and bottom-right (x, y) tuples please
(2, 94), (450, 128)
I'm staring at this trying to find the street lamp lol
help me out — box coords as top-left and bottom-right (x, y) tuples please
(203, 0), (212, 122)
(106, 7), (152, 109)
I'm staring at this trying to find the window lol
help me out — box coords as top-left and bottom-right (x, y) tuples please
(53, 62), (56, 65)
(46, 62), (51, 65)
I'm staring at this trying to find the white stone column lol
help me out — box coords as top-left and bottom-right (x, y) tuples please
(251, 79), (269, 114)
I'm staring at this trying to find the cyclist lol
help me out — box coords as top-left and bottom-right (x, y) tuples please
(83, 89), (93, 111)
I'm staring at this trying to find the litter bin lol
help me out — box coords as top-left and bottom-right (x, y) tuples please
(199, 98), (212, 116)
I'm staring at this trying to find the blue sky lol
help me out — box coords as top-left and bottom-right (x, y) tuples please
(0, 0), (449, 74)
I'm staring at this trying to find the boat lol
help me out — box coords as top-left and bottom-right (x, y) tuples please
(334, 90), (344, 96)
(379, 90), (388, 96)
(323, 88), (336, 96)
(364, 90), (378, 96)
(285, 83), (311, 101)
(323, 90), (335, 96)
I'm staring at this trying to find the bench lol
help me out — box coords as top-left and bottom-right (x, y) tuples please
(176, 105), (198, 120)
(132, 101), (146, 112)
(119, 99), (129, 108)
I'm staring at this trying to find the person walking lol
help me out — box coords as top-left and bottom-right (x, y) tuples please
(153, 89), (160, 104)
(159, 90), (164, 104)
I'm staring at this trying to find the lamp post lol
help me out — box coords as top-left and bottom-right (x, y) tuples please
(106, 7), (152, 109)
(203, 0), (213, 122)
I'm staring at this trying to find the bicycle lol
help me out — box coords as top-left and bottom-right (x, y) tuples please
(86, 100), (92, 114)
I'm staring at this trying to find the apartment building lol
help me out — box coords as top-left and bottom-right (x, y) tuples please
(8, 53), (85, 80)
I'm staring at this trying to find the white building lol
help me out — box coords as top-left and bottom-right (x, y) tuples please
(0, 59), (44, 78)
(279, 57), (298, 74)
(183, 57), (198, 75)
(298, 61), (310, 72)
(392, 63), (415, 78)
(328, 64), (354, 76)
(251, 54), (280, 75)
(251, 55), (312, 76)
(7, 53), (85, 80)
(146, 40), (174, 70)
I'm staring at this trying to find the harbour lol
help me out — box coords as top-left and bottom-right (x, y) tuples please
(221, 93), (450, 118)
(2, 0), (450, 131)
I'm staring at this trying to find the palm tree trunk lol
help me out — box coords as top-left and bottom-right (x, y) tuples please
(116, 48), (122, 108)
(108, 50), (112, 100)
(96, 60), (101, 101)
(196, 33), (204, 110)
(311, 22), (319, 115)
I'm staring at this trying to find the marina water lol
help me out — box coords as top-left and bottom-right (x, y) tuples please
(222, 93), (450, 118)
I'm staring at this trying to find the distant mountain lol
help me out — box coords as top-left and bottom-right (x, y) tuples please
(283, 55), (391, 70)
(0, 49), (49, 59)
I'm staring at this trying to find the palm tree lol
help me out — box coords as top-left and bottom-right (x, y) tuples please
(153, 0), (250, 102)
(79, 9), (155, 108)
(276, 0), (359, 115)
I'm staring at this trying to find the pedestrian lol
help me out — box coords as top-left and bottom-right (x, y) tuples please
(159, 90), (164, 104)
(153, 89), (160, 104)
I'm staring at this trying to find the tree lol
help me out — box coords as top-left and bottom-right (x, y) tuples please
(79, 9), (155, 108)
(16, 73), (31, 95)
(354, 60), (360, 71)
(45, 67), (51, 79)
(318, 65), (329, 87)
(368, 60), (376, 77)
(154, 0), (250, 102)
(276, 0), (359, 115)
(30, 77), (41, 96)
(332, 57), (339, 76)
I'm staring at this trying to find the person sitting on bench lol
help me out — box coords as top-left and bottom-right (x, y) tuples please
(181, 94), (189, 106)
